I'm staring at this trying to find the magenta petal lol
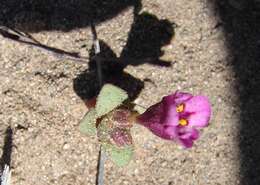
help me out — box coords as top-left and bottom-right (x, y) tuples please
(162, 95), (179, 126)
(185, 96), (211, 128)
(162, 91), (193, 126)
(172, 91), (193, 104)
(137, 102), (163, 127)
(149, 124), (172, 140)
(162, 91), (193, 105)
(179, 139), (193, 148)
(164, 126), (178, 139)
(179, 127), (199, 140)
(140, 119), (171, 140)
(178, 128), (199, 148)
(148, 125), (179, 141)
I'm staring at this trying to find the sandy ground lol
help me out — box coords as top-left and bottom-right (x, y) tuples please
(1, 0), (259, 184)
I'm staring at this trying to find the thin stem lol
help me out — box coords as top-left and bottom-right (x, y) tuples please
(91, 23), (105, 185)
(96, 146), (105, 185)
(94, 39), (102, 87)
(1, 165), (11, 185)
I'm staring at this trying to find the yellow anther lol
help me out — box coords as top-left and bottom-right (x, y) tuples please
(179, 119), (188, 126)
(176, 104), (185, 113)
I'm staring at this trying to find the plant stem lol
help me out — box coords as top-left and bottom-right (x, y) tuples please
(1, 165), (11, 185)
(96, 146), (105, 185)
(91, 23), (105, 185)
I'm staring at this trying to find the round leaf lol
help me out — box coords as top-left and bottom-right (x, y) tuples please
(103, 143), (134, 167)
(96, 84), (128, 117)
(79, 108), (97, 136)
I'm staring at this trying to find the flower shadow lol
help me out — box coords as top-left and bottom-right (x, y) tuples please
(121, 12), (175, 67)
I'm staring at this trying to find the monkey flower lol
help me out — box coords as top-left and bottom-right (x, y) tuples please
(136, 91), (211, 148)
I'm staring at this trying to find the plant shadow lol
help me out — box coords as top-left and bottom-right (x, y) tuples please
(73, 12), (175, 103)
(210, 0), (260, 184)
(0, 126), (13, 171)
(0, 0), (141, 32)
(120, 12), (174, 67)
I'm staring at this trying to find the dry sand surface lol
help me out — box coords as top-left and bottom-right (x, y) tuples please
(1, 0), (260, 185)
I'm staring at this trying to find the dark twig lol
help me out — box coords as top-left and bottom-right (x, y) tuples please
(0, 126), (13, 185)
(0, 165), (11, 185)
(0, 26), (88, 63)
(0, 126), (13, 170)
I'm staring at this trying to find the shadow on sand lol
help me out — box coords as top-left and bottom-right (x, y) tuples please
(210, 0), (260, 184)
(0, 0), (141, 32)
(73, 12), (175, 103)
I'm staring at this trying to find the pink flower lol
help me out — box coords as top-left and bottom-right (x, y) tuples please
(137, 91), (211, 148)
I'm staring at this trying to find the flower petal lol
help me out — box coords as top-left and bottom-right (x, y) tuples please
(137, 102), (163, 127)
(178, 127), (199, 140)
(178, 127), (199, 148)
(164, 126), (178, 139)
(179, 139), (193, 148)
(162, 95), (179, 126)
(149, 124), (172, 140)
(162, 91), (193, 126)
(185, 96), (211, 128)
(172, 91), (193, 104)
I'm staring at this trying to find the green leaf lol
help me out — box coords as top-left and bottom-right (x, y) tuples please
(79, 108), (97, 136)
(103, 143), (134, 167)
(96, 84), (128, 117)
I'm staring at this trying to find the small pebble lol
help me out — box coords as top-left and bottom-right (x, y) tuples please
(63, 143), (70, 150)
